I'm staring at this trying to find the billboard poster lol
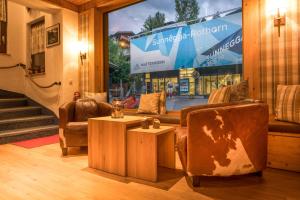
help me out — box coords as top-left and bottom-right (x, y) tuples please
(130, 11), (242, 74)
(179, 79), (189, 95)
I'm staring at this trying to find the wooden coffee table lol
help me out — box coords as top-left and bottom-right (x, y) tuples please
(88, 116), (144, 176)
(127, 125), (176, 182)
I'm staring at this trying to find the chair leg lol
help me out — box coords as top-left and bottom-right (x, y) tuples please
(62, 147), (68, 156)
(191, 176), (200, 187)
(254, 171), (263, 177)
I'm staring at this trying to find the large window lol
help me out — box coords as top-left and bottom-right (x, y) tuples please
(108, 0), (242, 110)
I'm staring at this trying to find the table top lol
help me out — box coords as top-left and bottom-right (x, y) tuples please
(89, 115), (145, 124)
(127, 125), (176, 135)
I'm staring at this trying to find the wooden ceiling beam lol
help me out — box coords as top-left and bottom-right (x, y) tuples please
(40, 0), (79, 12)
(79, 0), (143, 13)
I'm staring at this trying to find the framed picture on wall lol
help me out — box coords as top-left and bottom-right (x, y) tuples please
(46, 23), (60, 48)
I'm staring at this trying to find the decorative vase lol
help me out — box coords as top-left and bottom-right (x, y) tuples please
(111, 98), (124, 118)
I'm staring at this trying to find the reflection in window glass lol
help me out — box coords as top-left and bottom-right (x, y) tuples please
(108, 0), (242, 110)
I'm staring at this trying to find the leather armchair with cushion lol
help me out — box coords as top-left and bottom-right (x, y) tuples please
(176, 103), (269, 187)
(59, 99), (112, 155)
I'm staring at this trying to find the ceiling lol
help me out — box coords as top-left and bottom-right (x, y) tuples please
(65, 0), (91, 5)
(39, 0), (142, 12)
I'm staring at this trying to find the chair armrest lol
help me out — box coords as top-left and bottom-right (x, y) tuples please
(59, 101), (75, 129)
(180, 102), (237, 127)
(97, 102), (113, 116)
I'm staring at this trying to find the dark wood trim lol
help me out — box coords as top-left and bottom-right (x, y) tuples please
(79, 0), (143, 13)
(191, 176), (200, 187)
(103, 11), (109, 92)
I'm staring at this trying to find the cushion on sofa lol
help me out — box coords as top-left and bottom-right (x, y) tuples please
(74, 99), (99, 122)
(159, 91), (167, 114)
(84, 92), (107, 103)
(65, 121), (88, 135)
(269, 115), (300, 133)
(275, 85), (300, 124)
(230, 80), (249, 102)
(208, 86), (231, 104)
(137, 93), (161, 114)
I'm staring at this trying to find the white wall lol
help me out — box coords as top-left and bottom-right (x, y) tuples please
(0, 2), (26, 94)
(0, 1), (79, 116)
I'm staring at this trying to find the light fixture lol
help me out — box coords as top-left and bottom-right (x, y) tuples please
(78, 41), (88, 65)
(80, 51), (86, 65)
(274, 7), (286, 37)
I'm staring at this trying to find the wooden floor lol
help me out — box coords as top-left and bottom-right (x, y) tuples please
(0, 143), (300, 200)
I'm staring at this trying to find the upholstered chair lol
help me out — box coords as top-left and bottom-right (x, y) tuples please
(59, 99), (112, 156)
(177, 103), (269, 187)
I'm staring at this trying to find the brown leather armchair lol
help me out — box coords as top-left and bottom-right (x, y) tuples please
(177, 103), (269, 187)
(59, 99), (112, 156)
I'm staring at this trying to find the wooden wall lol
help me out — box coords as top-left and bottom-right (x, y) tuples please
(244, 0), (300, 113)
(78, 0), (141, 93)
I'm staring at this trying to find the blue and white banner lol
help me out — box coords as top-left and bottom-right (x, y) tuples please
(130, 11), (242, 74)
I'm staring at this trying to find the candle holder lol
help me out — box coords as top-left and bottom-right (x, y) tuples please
(141, 117), (150, 129)
(111, 98), (124, 118)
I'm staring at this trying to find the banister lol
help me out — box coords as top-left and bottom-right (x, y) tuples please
(0, 63), (25, 69)
(0, 63), (61, 89)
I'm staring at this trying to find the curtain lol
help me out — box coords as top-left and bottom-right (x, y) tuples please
(79, 13), (89, 95)
(0, 0), (7, 22)
(31, 22), (45, 55)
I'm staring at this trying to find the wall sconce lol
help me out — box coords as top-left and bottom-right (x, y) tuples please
(80, 51), (86, 65)
(78, 41), (88, 65)
(274, 7), (286, 37)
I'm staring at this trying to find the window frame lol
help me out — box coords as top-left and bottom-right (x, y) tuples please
(0, 0), (7, 54)
(27, 17), (46, 76)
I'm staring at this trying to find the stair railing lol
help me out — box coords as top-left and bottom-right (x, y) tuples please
(0, 63), (61, 89)
(0, 63), (26, 69)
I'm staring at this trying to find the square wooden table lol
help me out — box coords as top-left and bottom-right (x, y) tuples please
(88, 116), (144, 176)
(127, 125), (176, 182)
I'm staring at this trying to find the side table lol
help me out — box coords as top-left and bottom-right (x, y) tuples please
(127, 125), (176, 182)
(88, 116), (143, 176)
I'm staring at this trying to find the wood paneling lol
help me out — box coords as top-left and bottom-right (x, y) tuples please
(268, 132), (300, 172)
(243, 0), (261, 100)
(243, 0), (300, 113)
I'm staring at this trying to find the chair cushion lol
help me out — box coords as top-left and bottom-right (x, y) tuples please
(137, 93), (160, 114)
(158, 114), (180, 124)
(159, 91), (167, 114)
(65, 121), (88, 135)
(269, 115), (300, 133)
(74, 99), (98, 122)
(275, 85), (300, 124)
(84, 92), (107, 103)
(208, 86), (231, 104)
(229, 80), (249, 102)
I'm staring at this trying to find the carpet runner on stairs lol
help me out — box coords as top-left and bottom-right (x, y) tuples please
(0, 96), (58, 144)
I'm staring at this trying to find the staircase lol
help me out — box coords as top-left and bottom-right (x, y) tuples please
(0, 94), (58, 144)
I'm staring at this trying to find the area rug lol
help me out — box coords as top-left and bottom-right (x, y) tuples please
(12, 134), (59, 149)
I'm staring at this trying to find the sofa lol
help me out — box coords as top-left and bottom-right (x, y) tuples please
(59, 99), (112, 156)
(176, 102), (269, 187)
